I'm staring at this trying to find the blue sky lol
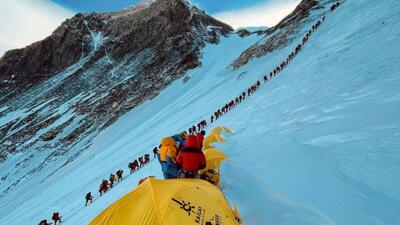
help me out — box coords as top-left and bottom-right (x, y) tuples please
(0, 0), (300, 56)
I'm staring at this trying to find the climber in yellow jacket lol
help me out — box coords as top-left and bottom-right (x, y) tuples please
(159, 137), (179, 179)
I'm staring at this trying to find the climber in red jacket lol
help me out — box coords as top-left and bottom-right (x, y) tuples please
(196, 130), (206, 149)
(176, 135), (206, 178)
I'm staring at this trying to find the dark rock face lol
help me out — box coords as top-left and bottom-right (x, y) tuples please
(0, 0), (232, 172)
(0, 13), (92, 98)
(0, 0), (232, 99)
(232, 0), (320, 68)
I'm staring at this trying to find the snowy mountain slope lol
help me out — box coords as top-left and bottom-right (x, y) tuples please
(0, 0), (232, 167)
(1, 0), (400, 224)
(0, 0), (234, 199)
(0, 24), (264, 224)
(219, 0), (400, 224)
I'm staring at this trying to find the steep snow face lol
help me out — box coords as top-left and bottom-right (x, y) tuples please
(219, 0), (400, 224)
(0, 0), (233, 189)
(1, 0), (400, 224)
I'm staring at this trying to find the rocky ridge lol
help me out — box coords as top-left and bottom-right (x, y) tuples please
(232, 0), (321, 68)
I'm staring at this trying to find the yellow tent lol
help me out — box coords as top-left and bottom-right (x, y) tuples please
(203, 126), (232, 149)
(89, 178), (239, 225)
(203, 148), (227, 163)
(199, 148), (227, 185)
(201, 148), (227, 172)
(199, 126), (232, 185)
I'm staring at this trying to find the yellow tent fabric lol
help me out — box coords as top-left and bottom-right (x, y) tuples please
(203, 126), (232, 149)
(203, 148), (227, 161)
(233, 205), (243, 225)
(201, 148), (227, 171)
(199, 126), (232, 185)
(89, 178), (239, 225)
(209, 126), (233, 136)
(199, 148), (227, 185)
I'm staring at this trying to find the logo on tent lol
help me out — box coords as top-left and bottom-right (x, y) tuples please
(172, 198), (196, 216)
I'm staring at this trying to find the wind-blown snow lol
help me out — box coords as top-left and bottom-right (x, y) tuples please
(1, 0), (400, 224)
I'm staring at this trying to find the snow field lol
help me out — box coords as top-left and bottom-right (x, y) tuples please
(1, 0), (400, 224)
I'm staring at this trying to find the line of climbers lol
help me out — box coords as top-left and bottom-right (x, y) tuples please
(331, 1), (341, 11)
(210, 81), (262, 122)
(87, 130), (206, 208)
(84, 153), (153, 208)
(95, 153), (152, 200)
(210, 2), (341, 123)
(128, 154), (151, 173)
(38, 2), (342, 224)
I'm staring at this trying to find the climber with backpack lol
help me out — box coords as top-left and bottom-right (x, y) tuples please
(159, 136), (180, 179)
(144, 154), (150, 164)
(153, 147), (159, 158)
(116, 169), (123, 182)
(229, 100), (235, 109)
(133, 159), (139, 170)
(176, 135), (206, 179)
(128, 162), (135, 174)
(138, 156), (144, 167)
(202, 120), (207, 129)
(109, 174), (116, 188)
(52, 212), (61, 225)
(222, 104), (227, 113)
(192, 125), (197, 134)
(99, 179), (108, 196)
(85, 192), (93, 206)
